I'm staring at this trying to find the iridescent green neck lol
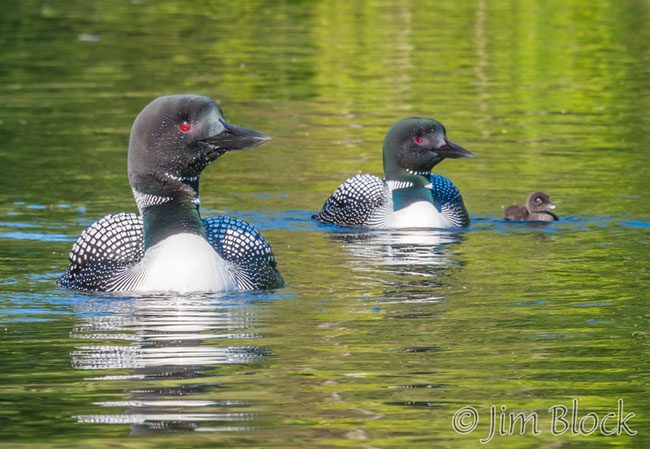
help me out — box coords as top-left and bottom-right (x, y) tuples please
(132, 173), (205, 251)
(389, 174), (433, 212)
(142, 199), (205, 250)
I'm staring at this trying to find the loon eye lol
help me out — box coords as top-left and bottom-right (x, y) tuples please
(179, 121), (192, 133)
(414, 136), (424, 145)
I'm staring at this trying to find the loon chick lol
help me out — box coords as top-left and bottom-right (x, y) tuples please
(313, 117), (474, 229)
(58, 94), (284, 293)
(504, 192), (558, 222)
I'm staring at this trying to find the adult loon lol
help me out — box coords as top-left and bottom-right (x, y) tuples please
(313, 117), (474, 229)
(504, 192), (558, 222)
(58, 94), (284, 293)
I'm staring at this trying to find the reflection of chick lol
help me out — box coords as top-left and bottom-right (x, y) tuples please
(504, 192), (559, 222)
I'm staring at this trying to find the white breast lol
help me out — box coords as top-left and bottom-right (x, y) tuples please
(133, 233), (238, 293)
(385, 201), (451, 229)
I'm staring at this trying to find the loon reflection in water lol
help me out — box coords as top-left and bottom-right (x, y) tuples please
(71, 294), (268, 434)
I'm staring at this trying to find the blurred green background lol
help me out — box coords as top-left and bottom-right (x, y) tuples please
(0, 1), (648, 448)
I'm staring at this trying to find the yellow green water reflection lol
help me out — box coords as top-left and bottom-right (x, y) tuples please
(0, 1), (648, 448)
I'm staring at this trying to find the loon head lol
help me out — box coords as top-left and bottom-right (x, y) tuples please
(382, 117), (473, 180)
(127, 94), (270, 210)
(527, 191), (556, 212)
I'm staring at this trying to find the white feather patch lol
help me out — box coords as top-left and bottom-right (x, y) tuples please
(130, 233), (238, 293)
(385, 201), (453, 229)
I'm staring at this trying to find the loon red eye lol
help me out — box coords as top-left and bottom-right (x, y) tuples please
(179, 121), (192, 133)
(414, 136), (424, 144)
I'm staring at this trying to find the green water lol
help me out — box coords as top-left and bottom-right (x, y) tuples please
(1, 1), (649, 448)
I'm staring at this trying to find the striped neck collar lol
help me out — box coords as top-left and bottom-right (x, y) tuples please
(133, 188), (172, 213)
(132, 188), (200, 213)
(405, 168), (431, 177)
(165, 172), (199, 183)
(387, 170), (431, 191)
(387, 179), (415, 191)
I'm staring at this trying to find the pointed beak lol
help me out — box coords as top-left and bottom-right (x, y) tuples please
(200, 120), (271, 151)
(436, 139), (474, 159)
(548, 203), (556, 210)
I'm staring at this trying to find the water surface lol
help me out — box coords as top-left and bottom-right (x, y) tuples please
(1, 1), (649, 448)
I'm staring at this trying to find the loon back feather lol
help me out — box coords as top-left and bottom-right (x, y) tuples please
(58, 213), (283, 292)
(314, 173), (469, 229)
